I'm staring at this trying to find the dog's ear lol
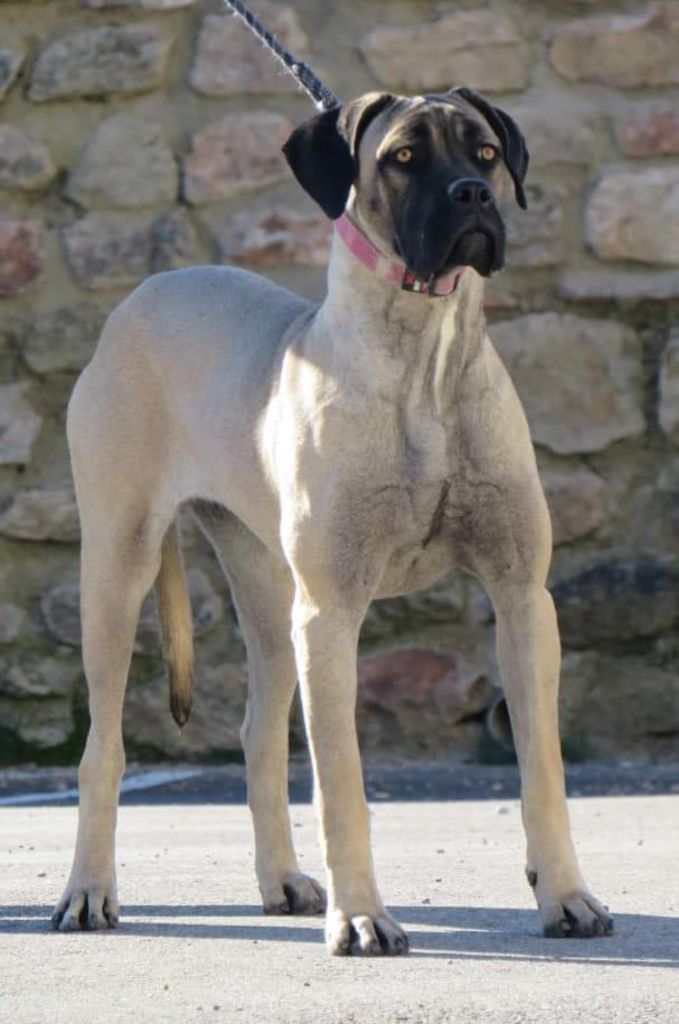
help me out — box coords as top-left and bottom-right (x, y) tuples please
(449, 87), (529, 210)
(282, 93), (394, 219)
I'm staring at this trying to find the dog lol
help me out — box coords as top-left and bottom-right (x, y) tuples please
(52, 88), (613, 953)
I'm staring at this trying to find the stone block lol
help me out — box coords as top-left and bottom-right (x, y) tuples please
(491, 313), (644, 454)
(560, 651), (679, 759)
(124, 662), (245, 759)
(0, 220), (44, 297)
(356, 648), (494, 754)
(66, 113), (177, 209)
(0, 47), (25, 102)
(41, 569), (223, 652)
(659, 333), (679, 442)
(191, 5), (309, 96)
(183, 112), (292, 204)
(614, 101), (679, 156)
(62, 209), (200, 290)
(219, 208), (331, 268)
(0, 653), (81, 749)
(0, 695), (74, 749)
(22, 306), (104, 374)
(558, 269), (679, 303)
(506, 191), (565, 268)
(361, 10), (530, 93)
(0, 383), (42, 466)
(552, 560), (679, 647)
(0, 125), (55, 191)
(0, 604), (25, 644)
(361, 574), (467, 646)
(550, 6), (679, 87)
(586, 168), (679, 265)
(483, 283), (519, 311)
(542, 468), (608, 545)
(28, 24), (174, 102)
(85, 0), (194, 8)
(505, 103), (597, 167)
(0, 655), (79, 700)
(0, 488), (80, 542)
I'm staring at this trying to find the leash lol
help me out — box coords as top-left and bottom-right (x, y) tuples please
(221, 0), (341, 111)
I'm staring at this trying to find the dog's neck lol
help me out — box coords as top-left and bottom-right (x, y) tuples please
(313, 224), (486, 414)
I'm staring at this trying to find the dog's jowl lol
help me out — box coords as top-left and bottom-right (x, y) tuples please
(52, 89), (612, 952)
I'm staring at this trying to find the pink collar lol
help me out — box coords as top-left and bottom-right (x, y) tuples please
(335, 213), (465, 298)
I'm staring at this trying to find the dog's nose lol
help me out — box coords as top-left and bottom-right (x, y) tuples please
(448, 178), (493, 208)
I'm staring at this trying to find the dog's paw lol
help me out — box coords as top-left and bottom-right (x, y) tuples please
(51, 884), (119, 932)
(538, 887), (613, 938)
(262, 871), (326, 916)
(326, 906), (409, 956)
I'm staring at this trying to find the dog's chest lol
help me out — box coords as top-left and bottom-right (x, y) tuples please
(369, 415), (514, 598)
(368, 434), (465, 597)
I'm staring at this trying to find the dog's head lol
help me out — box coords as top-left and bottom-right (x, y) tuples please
(283, 89), (528, 282)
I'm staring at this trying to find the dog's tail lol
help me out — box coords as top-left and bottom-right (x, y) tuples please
(155, 520), (193, 728)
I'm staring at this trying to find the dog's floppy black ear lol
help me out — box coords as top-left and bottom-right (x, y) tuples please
(282, 106), (353, 220)
(450, 87), (529, 210)
(282, 93), (394, 219)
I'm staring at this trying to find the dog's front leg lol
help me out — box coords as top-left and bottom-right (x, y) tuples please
(290, 592), (408, 956)
(491, 581), (613, 938)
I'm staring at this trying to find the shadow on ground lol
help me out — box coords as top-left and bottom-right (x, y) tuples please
(2, 903), (677, 967)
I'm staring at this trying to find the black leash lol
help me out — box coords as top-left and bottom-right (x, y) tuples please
(221, 0), (341, 111)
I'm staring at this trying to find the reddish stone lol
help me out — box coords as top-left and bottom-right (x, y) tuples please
(614, 101), (679, 156)
(220, 209), (331, 268)
(183, 112), (292, 204)
(586, 168), (679, 265)
(0, 220), (44, 296)
(359, 649), (489, 715)
(357, 648), (494, 752)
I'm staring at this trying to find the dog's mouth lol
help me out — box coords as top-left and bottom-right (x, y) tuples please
(397, 216), (505, 283)
(443, 227), (503, 279)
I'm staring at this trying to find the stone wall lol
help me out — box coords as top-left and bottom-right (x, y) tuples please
(0, 0), (678, 765)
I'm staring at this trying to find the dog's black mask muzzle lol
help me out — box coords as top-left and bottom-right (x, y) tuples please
(395, 175), (506, 282)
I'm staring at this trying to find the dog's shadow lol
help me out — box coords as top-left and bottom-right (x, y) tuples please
(2, 902), (678, 966)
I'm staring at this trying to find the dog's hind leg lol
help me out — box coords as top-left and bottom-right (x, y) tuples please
(192, 504), (326, 916)
(52, 371), (174, 931)
(52, 515), (168, 931)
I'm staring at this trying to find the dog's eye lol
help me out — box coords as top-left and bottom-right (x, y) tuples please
(395, 147), (413, 164)
(477, 145), (498, 163)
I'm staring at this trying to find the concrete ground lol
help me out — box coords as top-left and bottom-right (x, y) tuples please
(1, 771), (679, 1024)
